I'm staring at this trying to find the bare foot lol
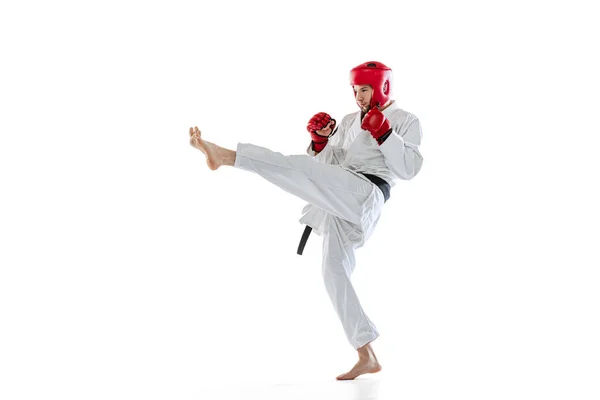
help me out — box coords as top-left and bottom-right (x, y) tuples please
(188, 126), (234, 170)
(336, 343), (382, 380)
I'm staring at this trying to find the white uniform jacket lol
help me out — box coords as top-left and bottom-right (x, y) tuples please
(299, 101), (423, 244)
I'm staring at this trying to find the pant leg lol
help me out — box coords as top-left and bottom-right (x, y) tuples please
(234, 143), (374, 226)
(321, 214), (379, 349)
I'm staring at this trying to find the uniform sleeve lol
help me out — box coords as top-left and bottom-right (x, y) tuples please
(378, 115), (423, 180)
(306, 142), (347, 164)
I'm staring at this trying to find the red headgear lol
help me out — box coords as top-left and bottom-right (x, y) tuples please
(349, 61), (392, 109)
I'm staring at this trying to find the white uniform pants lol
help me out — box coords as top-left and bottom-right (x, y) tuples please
(234, 143), (382, 349)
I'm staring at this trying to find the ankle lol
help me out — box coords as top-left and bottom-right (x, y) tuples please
(358, 349), (376, 361)
(223, 149), (236, 166)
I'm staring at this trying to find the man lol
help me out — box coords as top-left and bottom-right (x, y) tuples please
(189, 61), (423, 380)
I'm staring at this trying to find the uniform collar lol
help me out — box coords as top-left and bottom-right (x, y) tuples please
(381, 100), (398, 117)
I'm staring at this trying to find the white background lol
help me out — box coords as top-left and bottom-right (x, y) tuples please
(1, 0), (599, 399)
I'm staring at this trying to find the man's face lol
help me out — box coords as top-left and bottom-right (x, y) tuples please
(353, 85), (373, 112)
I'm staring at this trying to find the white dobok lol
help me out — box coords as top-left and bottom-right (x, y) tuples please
(234, 101), (423, 349)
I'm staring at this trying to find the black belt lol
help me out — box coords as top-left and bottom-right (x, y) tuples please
(360, 173), (390, 202)
(296, 173), (390, 255)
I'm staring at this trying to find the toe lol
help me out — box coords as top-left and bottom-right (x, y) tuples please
(336, 372), (353, 381)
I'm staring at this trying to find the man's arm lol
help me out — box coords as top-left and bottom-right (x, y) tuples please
(378, 115), (423, 180)
(307, 142), (347, 165)
(306, 113), (349, 165)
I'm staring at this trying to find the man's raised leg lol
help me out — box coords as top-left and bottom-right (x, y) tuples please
(189, 126), (236, 169)
(232, 143), (375, 226)
(189, 128), (378, 226)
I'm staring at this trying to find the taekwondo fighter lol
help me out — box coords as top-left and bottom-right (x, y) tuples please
(189, 61), (423, 380)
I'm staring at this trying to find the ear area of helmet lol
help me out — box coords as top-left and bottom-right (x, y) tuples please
(383, 81), (390, 95)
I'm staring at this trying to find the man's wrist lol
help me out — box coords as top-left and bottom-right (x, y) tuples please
(376, 129), (393, 145)
(312, 140), (327, 153)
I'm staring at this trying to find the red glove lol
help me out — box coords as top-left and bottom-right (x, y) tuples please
(307, 112), (336, 153)
(361, 108), (392, 145)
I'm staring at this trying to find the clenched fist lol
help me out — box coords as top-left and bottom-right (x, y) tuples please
(307, 112), (336, 152)
(361, 108), (392, 145)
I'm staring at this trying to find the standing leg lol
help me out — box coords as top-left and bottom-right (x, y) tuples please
(321, 214), (382, 380)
